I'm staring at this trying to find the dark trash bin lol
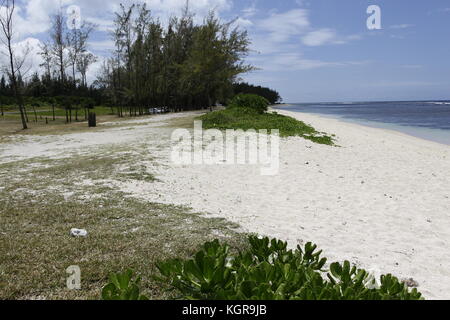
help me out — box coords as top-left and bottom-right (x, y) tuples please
(88, 112), (96, 127)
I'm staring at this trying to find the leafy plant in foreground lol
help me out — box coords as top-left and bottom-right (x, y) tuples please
(102, 269), (148, 300)
(155, 236), (423, 300)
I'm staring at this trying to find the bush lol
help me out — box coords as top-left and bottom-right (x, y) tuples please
(155, 236), (423, 300)
(228, 94), (270, 114)
(102, 269), (148, 300)
(199, 108), (335, 145)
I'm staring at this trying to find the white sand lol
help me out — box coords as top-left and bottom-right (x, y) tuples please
(2, 110), (449, 299)
(113, 110), (450, 299)
(0, 113), (189, 163)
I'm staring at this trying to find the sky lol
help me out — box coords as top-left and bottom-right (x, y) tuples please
(3, 0), (450, 102)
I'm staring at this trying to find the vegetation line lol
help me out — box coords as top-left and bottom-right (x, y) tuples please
(200, 94), (335, 145)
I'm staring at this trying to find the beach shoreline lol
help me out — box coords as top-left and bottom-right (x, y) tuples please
(110, 109), (450, 299)
(273, 106), (450, 147)
(277, 108), (450, 148)
(1, 110), (449, 299)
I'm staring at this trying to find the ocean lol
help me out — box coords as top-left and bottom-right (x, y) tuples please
(279, 101), (450, 146)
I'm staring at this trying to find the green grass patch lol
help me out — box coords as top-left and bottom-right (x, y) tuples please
(199, 108), (334, 145)
(1, 106), (115, 118)
(35, 106), (115, 118)
(0, 149), (246, 300)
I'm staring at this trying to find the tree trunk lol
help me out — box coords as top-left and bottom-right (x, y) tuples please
(208, 95), (213, 112)
(72, 64), (76, 88)
(7, 40), (27, 129)
(23, 105), (29, 123)
(32, 105), (38, 122)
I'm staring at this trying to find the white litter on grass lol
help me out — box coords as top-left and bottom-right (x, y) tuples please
(63, 192), (75, 201)
(70, 228), (88, 237)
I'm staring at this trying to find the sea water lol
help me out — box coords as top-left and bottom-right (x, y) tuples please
(279, 101), (450, 146)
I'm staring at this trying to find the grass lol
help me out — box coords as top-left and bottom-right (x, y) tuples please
(0, 189), (246, 300)
(119, 165), (158, 183)
(2, 105), (115, 117)
(199, 107), (335, 145)
(34, 106), (115, 118)
(0, 115), (118, 138)
(0, 120), (247, 300)
(0, 106), (209, 139)
(0, 105), (114, 138)
(0, 110), (161, 139)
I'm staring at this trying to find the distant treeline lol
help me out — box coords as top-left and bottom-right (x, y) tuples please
(233, 82), (282, 104)
(0, 74), (102, 106)
(0, 2), (283, 117)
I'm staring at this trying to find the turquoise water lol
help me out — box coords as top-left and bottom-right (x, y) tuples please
(279, 101), (450, 146)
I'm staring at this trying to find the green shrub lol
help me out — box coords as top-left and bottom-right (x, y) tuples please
(199, 108), (335, 145)
(155, 236), (423, 300)
(228, 94), (270, 114)
(102, 269), (148, 300)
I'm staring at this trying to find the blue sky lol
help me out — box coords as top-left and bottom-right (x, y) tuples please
(7, 0), (450, 102)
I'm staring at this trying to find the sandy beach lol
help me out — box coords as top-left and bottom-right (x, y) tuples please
(1, 110), (449, 299)
(112, 109), (450, 299)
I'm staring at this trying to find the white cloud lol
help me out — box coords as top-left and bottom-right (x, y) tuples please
(0, 37), (43, 78)
(301, 28), (336, 46)
(12, 0), (72, 38)
(0, 36), (102, 84)
(294, 0), (310, 7)
(235, 17), (253, 27)
(302, 29), (362, 47)
(5, 0), (233, 38)
(259, 9), (310, 42)
(86, 55), (106, 84)
(249, 52), (369, 72)
(242, 1), (257, 18)
(143, 0), (232, 23)
(246, 8), (366, 74)
(88, 39), (115, 54)
(401, 64), (423, 69)
(145, 0), (231, 12)
(389, 24), (414, 29)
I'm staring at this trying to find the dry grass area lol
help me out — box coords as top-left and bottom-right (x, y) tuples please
(0, 113), (247, 300)
(0, 114), (131, 138)
(0, 110), (207, 144)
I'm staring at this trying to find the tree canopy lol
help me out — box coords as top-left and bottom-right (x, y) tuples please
(233, 82), (282, 105)
(0, 2), (283, 120)
(95, 4), (254, 114)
